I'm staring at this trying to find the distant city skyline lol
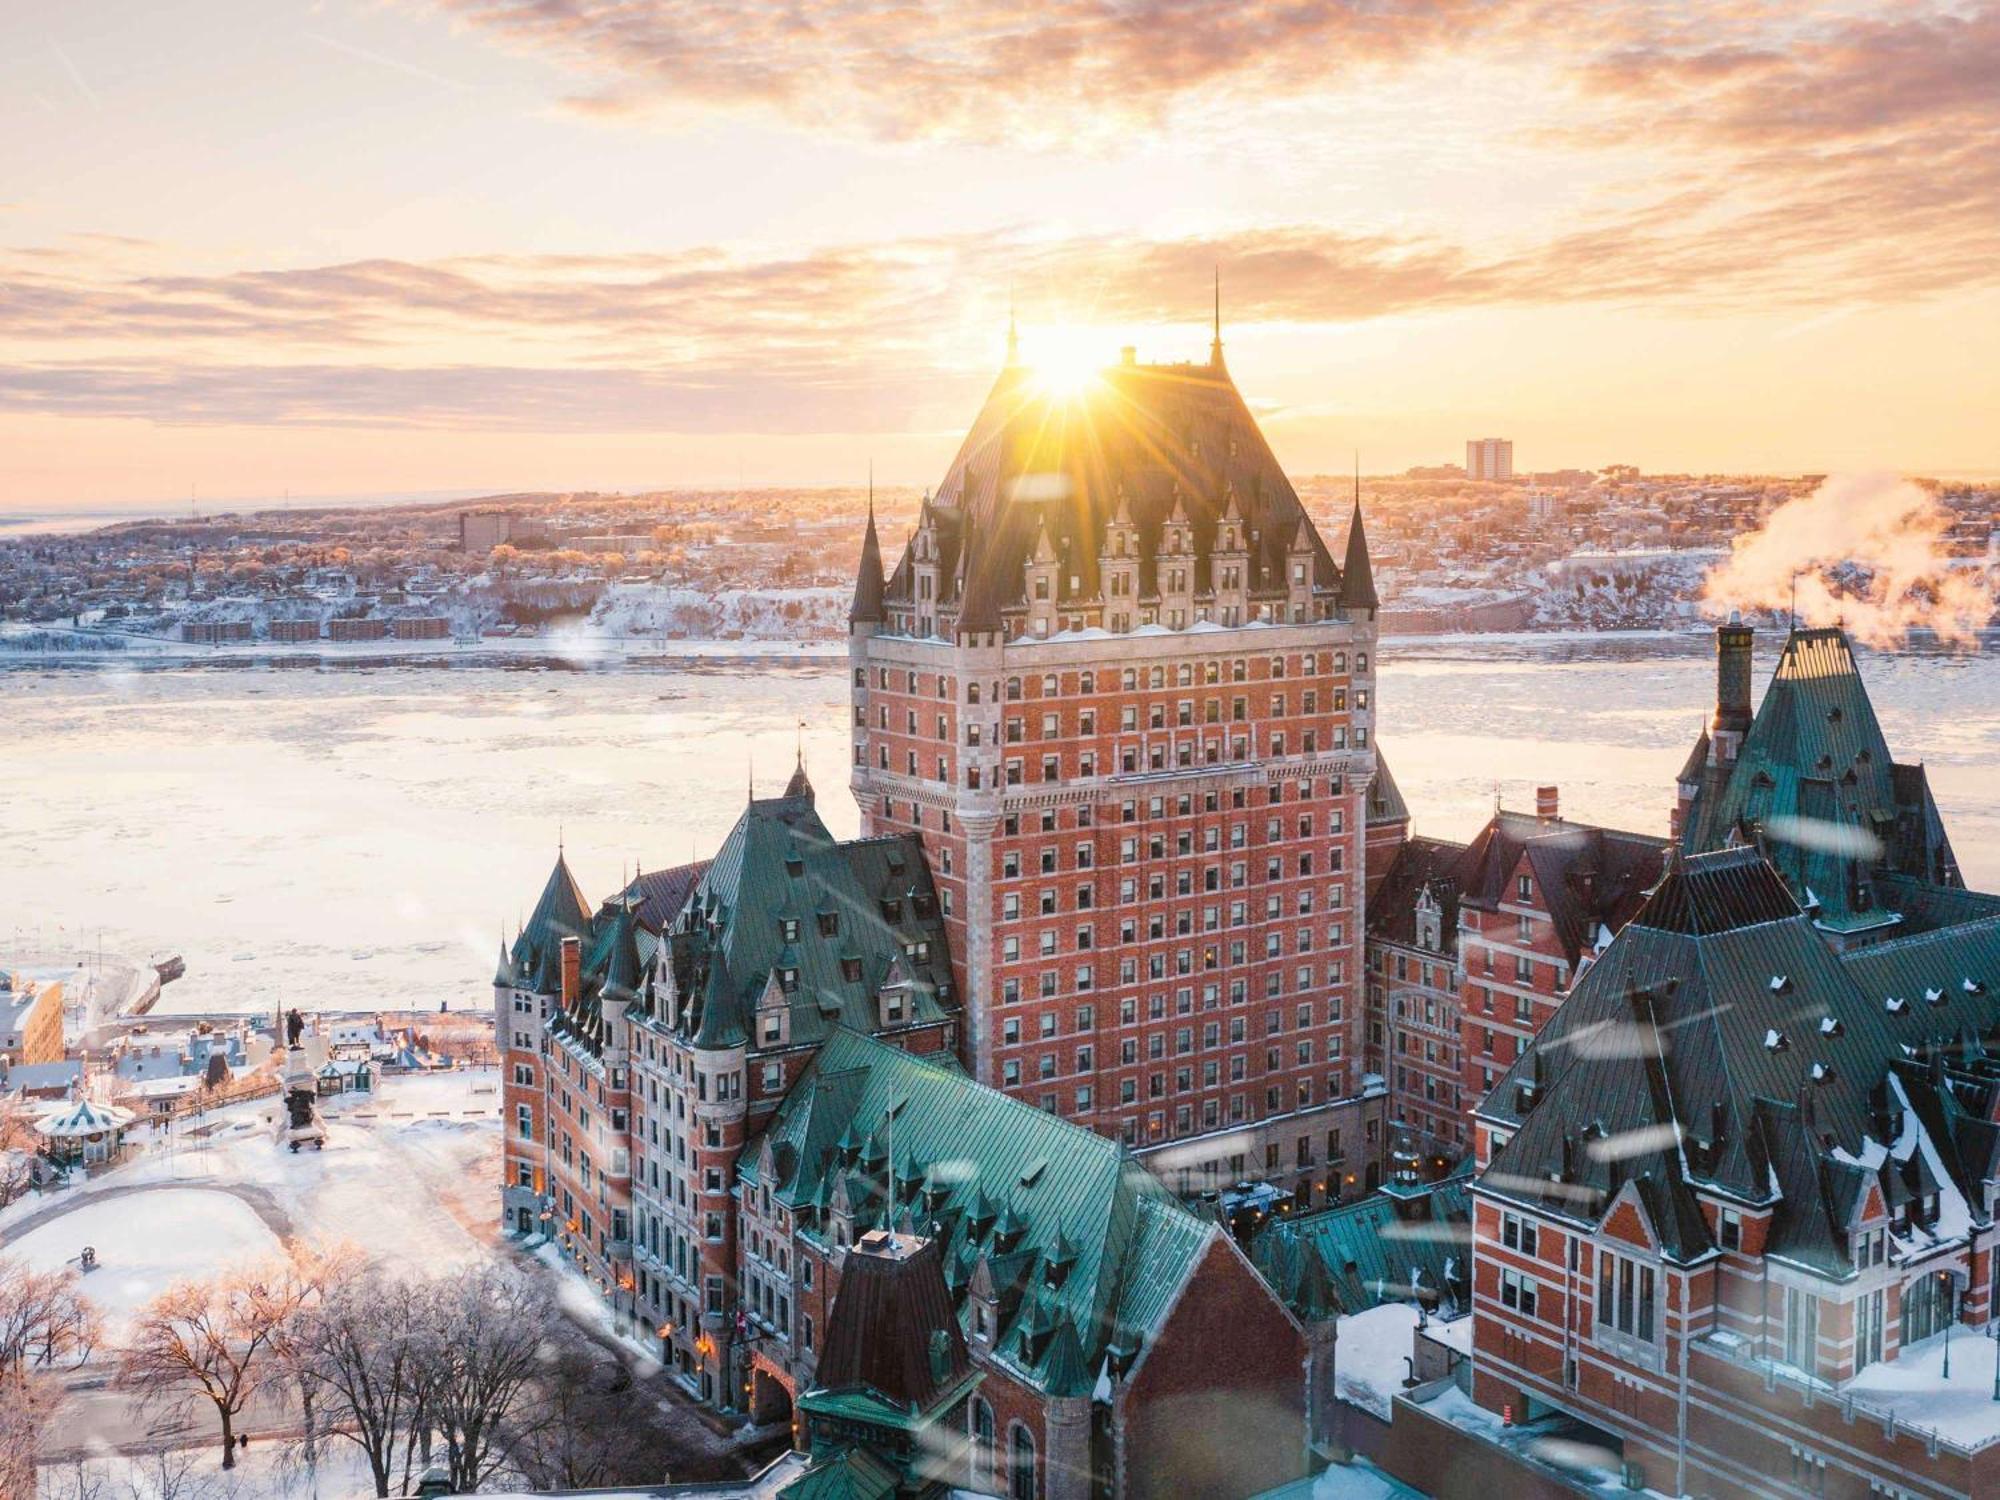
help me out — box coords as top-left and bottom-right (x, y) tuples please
(3, 1), (1998, 507)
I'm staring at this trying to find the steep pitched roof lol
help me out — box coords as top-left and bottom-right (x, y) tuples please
(655, 796), (955, 1050)
(1365, 746), (1409, 828)
(1366, 835), (1468, 954)
(509, 850), (591, 978)
(881, 351), (1351, 624)
(1338, 499), (1378, 613)
(742, 1028), (1218, 1397)
(1478, 847), (2000, 1275)
(810, 1231), (972, 1415)
(1456, 809), (1668, 966)
(1681, 626), (1967, 930)
(848, 500), (885, 626)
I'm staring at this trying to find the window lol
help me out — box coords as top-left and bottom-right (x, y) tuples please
(1597, 1250), (1657, 1348)
(1719, 1208), (1742, 1251)
(1009, 1424), (1038, 1500)
(1783, 1285), (1819, 1375)
(1500, 1268), (1537, 1317)
(1501, 1212), (1538, 1257)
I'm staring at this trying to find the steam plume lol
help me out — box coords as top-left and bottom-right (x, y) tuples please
(1702, 473), (1994, 647)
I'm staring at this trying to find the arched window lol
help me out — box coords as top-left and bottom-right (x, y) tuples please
(969, 1397), (996, 1484)
(968, 683), (981, 705)
(1009, 1424), (1038, 1500)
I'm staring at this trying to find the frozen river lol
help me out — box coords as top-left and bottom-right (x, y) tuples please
(2, 632), (1996, 1017)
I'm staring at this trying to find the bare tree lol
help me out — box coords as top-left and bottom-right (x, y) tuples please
(0, 1376), (53, 1500)
(118, 1254), (318, 1469)
(0, 1257), (97, 1376)
(507, 1341), (680, 1492)
(290, 1267), (432, 1498)
(414, 1269), (552, 1492)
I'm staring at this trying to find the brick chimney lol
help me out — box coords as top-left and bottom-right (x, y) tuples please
(1712, 612), (1754, 768)
(1536, 785), (1560, 822)
(559, 935), (581, 1010)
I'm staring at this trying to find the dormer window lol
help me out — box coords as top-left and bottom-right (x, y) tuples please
(817, 912), (838, 938)
(841, 957), (863, 983)
(784, 856), (804, 878)
(778, 967), (799, 994)
(780, 918), (800, 942)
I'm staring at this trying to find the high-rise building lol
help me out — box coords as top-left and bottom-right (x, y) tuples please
(848, 331), (1389, 1204)
(1465, 438), (1513, 481)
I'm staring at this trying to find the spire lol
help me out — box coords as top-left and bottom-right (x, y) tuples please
(1210, 265), (1224, 368)
(784, 728), (814, 802)
(1338, 487), (1378, 615)
(849, 472), (886, 627)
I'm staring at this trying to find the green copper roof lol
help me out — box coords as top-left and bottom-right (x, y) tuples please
(654, 792), (955, 1050)
(510, 849), (591, 979)
(1479, 847), (2000, 1273)
(779, 1446), (898, 1500)
(1253, 1167), (1471, 1322)
(1681, 626), (1969, 930)
(742, 1027), (1215, 1397)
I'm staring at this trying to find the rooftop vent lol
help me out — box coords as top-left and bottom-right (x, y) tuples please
(1820, 1016), (1843, 1037)
(1886, 996), (1909, 1015)
(1964, 977), (1987, 995)
(1926, 986), (1946, 1005)
(1810, 1061), (1832, 1083)
(1764, 1028), (1788, 1053)
(1770, 975), (1791, 994)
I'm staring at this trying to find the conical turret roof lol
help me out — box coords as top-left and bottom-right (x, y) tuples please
(849, 499), (885, 625)
(1338, 499), (1378, 613)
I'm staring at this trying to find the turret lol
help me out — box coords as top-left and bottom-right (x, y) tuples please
(848, 491), (885, 630)
(1337, 498), (1378, 617)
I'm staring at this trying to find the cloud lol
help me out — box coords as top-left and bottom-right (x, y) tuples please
(430, 0), (1509, 145)
(6, 177), (2000, 434)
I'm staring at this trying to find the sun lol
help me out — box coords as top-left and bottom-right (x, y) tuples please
(1024, 325), (1105, 399)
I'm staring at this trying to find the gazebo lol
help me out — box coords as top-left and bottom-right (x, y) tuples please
(35, 1097), (137, 1166)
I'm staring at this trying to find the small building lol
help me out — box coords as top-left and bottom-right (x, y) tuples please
(327, 617), (389, 642)
(389, 616), (450, 640)
(4, 1058), (85, 1101)
(269, 618), (322, 642)
(0, 973), (64, 1066)
(36, 1097), (136, 1166)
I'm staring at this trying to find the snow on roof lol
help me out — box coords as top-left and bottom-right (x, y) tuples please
(1847, 1328), (2000, 1451)
(36, 1097), (136, 1137)
(1334, 1301), (1421, 1420)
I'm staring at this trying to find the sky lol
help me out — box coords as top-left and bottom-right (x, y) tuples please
(2, 0), (1998, 509)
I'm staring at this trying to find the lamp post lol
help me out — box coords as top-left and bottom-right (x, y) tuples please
(1942, 1272), (1953, 1380)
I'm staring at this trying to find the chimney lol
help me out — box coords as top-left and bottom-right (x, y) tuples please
(559, 935), (581, 1010)
(1712, 612), (1754, 767)
(1535, 786), (1560, 822)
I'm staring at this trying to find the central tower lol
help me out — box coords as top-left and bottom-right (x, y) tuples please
(849, 335), (1385, 1200)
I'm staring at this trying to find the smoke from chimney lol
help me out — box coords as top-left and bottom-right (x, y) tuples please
(1701, 473), (1993, 648)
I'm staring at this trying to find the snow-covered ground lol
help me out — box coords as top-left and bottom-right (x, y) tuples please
(2, 1070), (501, 1355)
(588, 583), (847, 641)
(38, 1434), (383, 1500)
(12, 1188), (281, 1340)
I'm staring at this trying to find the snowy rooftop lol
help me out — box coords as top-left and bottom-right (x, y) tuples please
(1845, 1328), (2000, 1452)
(1335, 1302), (1423, 1419)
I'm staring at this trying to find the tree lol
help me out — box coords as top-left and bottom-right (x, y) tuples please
(413, 1268), (552, 1492)
(118, 1254), (318, 1469)
(290, 1267), (431, 1497)
(0, 1257), (97, 1375)
(507, 1341), (681, 1491)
